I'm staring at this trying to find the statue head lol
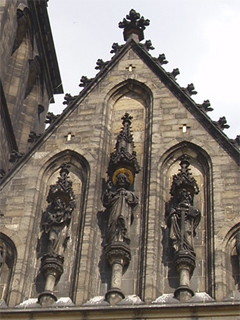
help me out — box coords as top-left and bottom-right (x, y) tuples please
(116, 173), (130, 190)
(178, 189), (193, 206)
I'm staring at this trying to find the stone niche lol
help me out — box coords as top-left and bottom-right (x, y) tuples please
(160, 144), (213, 299)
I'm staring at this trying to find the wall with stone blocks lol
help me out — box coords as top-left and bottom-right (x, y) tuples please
(0, 46), (239, 309)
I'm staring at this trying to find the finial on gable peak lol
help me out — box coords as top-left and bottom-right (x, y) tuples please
(119, 9), (150, 42)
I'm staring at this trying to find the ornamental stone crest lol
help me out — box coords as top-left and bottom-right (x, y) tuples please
(119, 9), (150, 42)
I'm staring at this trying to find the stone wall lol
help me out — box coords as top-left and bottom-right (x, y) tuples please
(0, 45), (239, 309)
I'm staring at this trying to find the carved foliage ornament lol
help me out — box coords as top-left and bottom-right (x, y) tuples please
(119, 9), (150, 41)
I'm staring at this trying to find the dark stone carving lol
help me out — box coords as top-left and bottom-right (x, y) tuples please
(0, 169), (6, 179)
(230, 135), (240, 147)
(105, 242), (131, 267)
(182, 83), (197, 96)
(45, 112), (58, 125)
(40, 253), (64, 282)
(119, 9), (150, 42)
(95, 59), (109, 71)
(107, 113), (140, 181)
(153, 53), (168, 65)
(38, 104), (45, 116)
(166, 155), (201, 302)
(213, 116), (230, 130)
(103, 174), (138, 245)
(140, 40), (154, 51)
(9, 150), (23, 163)
(63, 93), (78, 106)
(42, 163), (75, 256)
(38, 163), (75, 306)
(110, 42), (124, 54)
(102, 113), (140, 305)
(79, 76), (93, 88)
(12, 7), (32, 54)
(0, 240), (6, 277)
(168, 68), (180, 80)
(197, 100), (213, 112)
(236, 231), (240, 257)
(24, 57), (41, 99)
(28, 131), (41, 144)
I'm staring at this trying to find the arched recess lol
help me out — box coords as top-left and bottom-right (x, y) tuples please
(102, 79), (153, 297)
(223, 223), (240, 295)
(3, 4), (33, 146)
(0, 233), (17, 304)
(158, 141), (214, 298)
(25, 150), (90, 302)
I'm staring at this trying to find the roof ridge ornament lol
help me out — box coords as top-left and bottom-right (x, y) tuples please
(119, 9), (150, 42)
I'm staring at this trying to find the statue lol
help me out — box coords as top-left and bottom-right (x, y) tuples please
(167, 189), (200, 255)
(103, 172), (138, 245)
(102, 113), (140, 305)
(166, 154), (201, 302)
(43, 196), (72, 256)
(42, 164), (75, 256)
(38, 163), (75, 307)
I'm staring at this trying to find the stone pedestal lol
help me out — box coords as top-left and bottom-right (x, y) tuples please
(105, 242), (131, 305)
(38, 254), (64, 307)
(38, 290), (57, 307)
(174, 250), (195, 302)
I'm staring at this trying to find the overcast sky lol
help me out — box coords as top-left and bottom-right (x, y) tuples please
(48, 0), (239, 139)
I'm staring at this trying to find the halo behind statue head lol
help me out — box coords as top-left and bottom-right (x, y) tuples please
(112, 168), (134, 186)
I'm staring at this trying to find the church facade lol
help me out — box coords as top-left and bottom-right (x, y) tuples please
(0, 1), (240, 319)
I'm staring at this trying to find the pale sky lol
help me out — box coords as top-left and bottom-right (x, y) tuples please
(48, 0), (239, 139)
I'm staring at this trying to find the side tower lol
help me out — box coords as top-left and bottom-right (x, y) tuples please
(0, 0), (63, 176)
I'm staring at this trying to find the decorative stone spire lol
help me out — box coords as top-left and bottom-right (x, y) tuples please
(170, 154), (199, 198)
(119, 9), (150, 42)
(107, 113), (140, 186)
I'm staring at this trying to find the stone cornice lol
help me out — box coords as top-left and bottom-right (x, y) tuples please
(1, 301), (240, 319)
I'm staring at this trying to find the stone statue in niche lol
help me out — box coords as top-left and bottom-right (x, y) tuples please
(167, 188), (201, 255)
(42, 163), (75, 256)
(103, 171), (138, 245)
(102, 113), (140, 305)
(166, 154), (201, 302)
(38, 163), (76, 307)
